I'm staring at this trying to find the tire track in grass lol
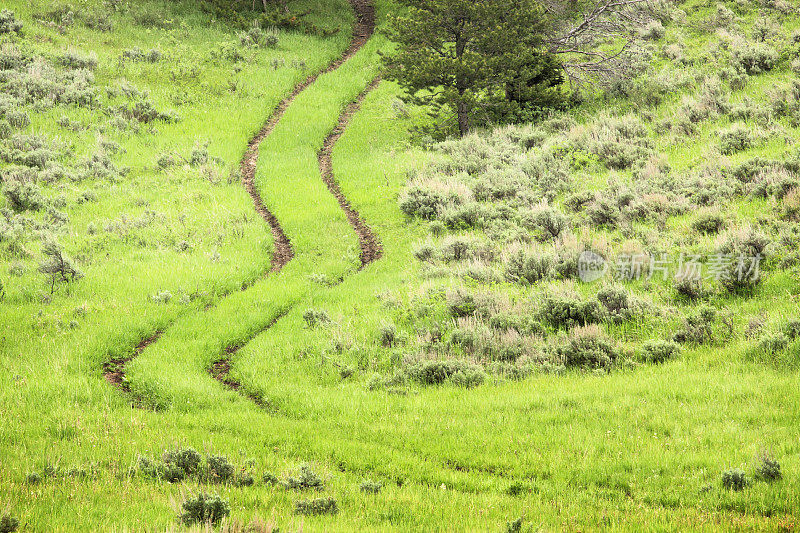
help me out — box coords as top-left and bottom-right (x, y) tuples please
(206, 0), (378, 403)
(103, 331), (163, 394)
(319, 76), (383, 268)
(102, 0), (376, 402)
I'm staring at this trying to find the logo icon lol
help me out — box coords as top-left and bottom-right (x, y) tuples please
(578, 250), (607, 283)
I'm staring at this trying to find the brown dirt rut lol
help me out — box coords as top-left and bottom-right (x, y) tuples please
(103, 331), (162, 393)
(206, 0), (378, 402)
(318, 75), (383, 268)
(102, 0), (376, 399)
(240, 0), (376, 270)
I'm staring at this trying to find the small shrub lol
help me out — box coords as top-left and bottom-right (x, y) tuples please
(721, 468), (748, 491)
(506, 517), (524, 533)
(503, 249), (553, 285)
(641, 339), (681, 363)
(732, 40), (778, 75)
(693, 212), (725, 234)
(179, 493), (230, 526)
(754, 453), (781, 482)
(674, 277), (704, 300)
(757, 332), (789, 354)
(0, 9), (23, 35)
(38, 237), (83, 292)
(59, 50), (98, 70)
(449, 366), (486, 388)
(446, 288), (476, 317)
(674, 305), (717, 344)
(526, 204), (569, 241)
(406, 359), (484, 386)
(0, 515), (18, 533)
(640, 20), (665, 40)
(379, 324), (396, 347)
(263, 472), (279, 486)
(6, 109), (29, 130)
(3, 179), (45, 212)
(285, 464), (323, 491)
(539, 295), (603, 329)
(554, 325), (619, 370)
(399, 187), (444, 219)
(205, 455), (235, 484)
(162, 448), (201, 479)
(294, 497), (338, 516)
(360, 479), (383, 493)
(719, 125), (752, 155)
(303, 308), (331, 327)
(586, 199), (619, 227)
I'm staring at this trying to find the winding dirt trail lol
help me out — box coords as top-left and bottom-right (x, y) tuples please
(319, 76), (384, 268)
(103, 332), (162, 393)
(207, 0), (379, 400)
(105, 0), (377, 399)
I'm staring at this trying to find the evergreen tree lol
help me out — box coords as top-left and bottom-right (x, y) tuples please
(383, 0), (566, 135)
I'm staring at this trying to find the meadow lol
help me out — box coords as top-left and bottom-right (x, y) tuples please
(0, 0), (799, 531)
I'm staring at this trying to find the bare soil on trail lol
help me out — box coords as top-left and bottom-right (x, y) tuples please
(206, 0), (378, 403)
(103, 0), (377, 398)
(318, 75), (383, 268)
(103, 331), (163, 393)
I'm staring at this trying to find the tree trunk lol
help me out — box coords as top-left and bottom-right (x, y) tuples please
(456, 100), (469, 136)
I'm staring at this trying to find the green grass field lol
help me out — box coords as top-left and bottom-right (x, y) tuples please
(1, 0), (799, 531)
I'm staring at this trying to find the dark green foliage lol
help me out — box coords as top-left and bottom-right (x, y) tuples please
(263, 472), (279, 486)
(162, 447), (201, 481)
(596, 287), (633, 321)
(754, 454), (781, 482)
(303, 308), (331, 327)
(674, 277), (704, 301)
(0, 9), (23, 35)
(528, 205), (569, 241)
(674, 305), (717, 344)
(383, 0), (564, 135)
(554, 327), (619, 370)
(294, 497), (339, 516)
(3, 179), (45, 212)
(757, 332), (789, 354)
(399, 187), (444, 219)
(641, 339), (681, 364)
(692, 212), (725, 234)
(0, 515), (18, 533)
(504, 249), (552, 285)
(379, 324), (396, 347)
(721, 468), (748, 491)
(539, 295), (603, 329)
(205, 455), (235, 484)
(285, 464), (323, 491)
(406, 359), (485, 386)
(25, 471), (41, 484)
(179, 493), (230, 526)
(506, 517), (524, 533)
(121, 48), (162, 63)
(717, 229), (769, 293)
(731, 40), (777, 75)
(719, 125), (752, 155)
(360, 479), (383, 493)
(239, 23), (279, 48)
(446, 288), (476, 317)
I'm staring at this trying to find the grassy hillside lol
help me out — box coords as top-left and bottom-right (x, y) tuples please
(1, 0), (799, 531)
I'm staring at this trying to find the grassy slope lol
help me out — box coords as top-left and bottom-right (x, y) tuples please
(1, 0), (799, 531)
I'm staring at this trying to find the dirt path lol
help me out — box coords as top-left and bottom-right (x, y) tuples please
(318, 76), (383, 268)
(103, 331), (162, 393)
(207, 0), (378, 401)
(104, 0), (377, 400)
